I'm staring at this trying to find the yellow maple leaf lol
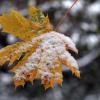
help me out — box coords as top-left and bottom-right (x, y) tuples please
(0, 6), (52, 41)
(0, 6), (80, 89)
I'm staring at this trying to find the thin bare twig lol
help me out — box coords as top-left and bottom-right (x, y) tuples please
(55, 0), (79, 32)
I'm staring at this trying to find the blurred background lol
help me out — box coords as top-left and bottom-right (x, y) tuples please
(0, 0), (100, 100)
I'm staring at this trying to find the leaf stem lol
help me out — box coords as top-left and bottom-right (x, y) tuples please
(55, 0), (79, 32)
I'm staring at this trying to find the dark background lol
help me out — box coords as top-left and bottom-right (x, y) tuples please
(0, 0), (100, 100)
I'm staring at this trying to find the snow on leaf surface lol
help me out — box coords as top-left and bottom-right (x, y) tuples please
(13, 31), (80, 89)
(0, 6), (80, 89)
